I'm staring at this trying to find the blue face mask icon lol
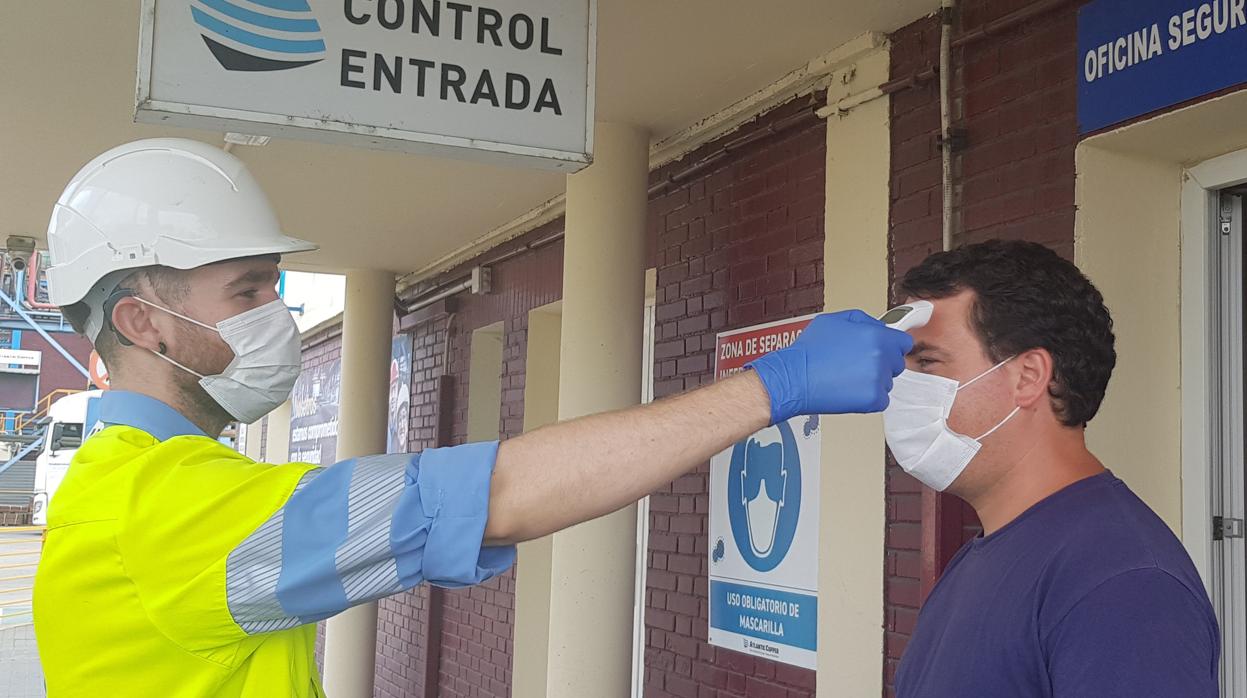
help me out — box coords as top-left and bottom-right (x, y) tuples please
(726, 420), (803, 572)
(740, 427), (788, 557)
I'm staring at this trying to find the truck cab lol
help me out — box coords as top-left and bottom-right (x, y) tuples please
(30, 390), (102, 526)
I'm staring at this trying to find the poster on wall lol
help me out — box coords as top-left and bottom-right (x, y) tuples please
(387, 335), (414, 454)
(708, 315), (820, 670)
(289, 358), (341, 465)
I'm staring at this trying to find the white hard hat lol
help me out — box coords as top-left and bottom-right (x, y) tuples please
(46, 138), (316, 311)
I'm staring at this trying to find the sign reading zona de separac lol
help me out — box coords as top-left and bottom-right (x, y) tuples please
(136, 0), (595, 171)
(1079, 0), (1247, 133)
(709, 315), (820, 670)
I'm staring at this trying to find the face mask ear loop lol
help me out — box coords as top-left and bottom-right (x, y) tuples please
(147, 346), (205, 378)
(130, 296), (219, 333)
(957, 355), (1016, 392)
(975, 405), (1021, 442)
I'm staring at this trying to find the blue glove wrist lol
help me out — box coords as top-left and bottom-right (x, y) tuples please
(747, 354), (801, 426)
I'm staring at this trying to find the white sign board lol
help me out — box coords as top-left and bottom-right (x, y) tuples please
(0, 349), (42, 375)
(137, 0), (596, 171)
(709, 315), (820, 670)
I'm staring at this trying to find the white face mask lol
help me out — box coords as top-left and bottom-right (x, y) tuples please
(882, 357), (1020, 492)
(135, 297), (302, 424)
(741, 430), (787, 557)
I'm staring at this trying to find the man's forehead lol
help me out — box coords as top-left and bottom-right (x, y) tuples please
(904, 291), (982, 352)
(905, 291), (975, 325)
(196, 256), (281, 282)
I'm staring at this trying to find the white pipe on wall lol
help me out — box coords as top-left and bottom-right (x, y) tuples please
(940, 0), (956, 252)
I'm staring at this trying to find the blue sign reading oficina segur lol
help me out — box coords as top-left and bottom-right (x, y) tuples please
(1079, 0), (1247, 133)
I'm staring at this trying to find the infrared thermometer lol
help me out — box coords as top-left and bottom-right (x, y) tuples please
(878, 300), (933, 332)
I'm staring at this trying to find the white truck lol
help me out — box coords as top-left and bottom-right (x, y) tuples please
(30, 390), (102, 526)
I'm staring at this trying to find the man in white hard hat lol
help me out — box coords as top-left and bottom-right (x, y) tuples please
(32, 138), (913, 697)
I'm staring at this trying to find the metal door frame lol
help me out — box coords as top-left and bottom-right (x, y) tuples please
(1185, 149), (1247, 697)
(1209, 191), (1247, 695)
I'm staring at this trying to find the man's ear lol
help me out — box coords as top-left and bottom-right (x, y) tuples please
(109, 297), (164, 354)
(1013, 348), (1054, 409)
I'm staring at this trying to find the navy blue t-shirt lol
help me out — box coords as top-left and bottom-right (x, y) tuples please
(896, 471), (1220, 697)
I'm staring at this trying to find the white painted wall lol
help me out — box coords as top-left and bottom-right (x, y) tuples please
(1076, 146), (1184, 533)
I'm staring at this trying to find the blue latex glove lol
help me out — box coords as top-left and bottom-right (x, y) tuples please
(747, 310), (914, 424)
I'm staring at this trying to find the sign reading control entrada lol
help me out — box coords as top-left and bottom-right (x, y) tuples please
(136, 0), (595, 171)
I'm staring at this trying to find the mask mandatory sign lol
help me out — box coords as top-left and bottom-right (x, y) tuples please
(709, 316), (822, 670)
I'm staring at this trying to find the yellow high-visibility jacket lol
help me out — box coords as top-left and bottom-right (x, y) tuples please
(34, 391), (513, 697)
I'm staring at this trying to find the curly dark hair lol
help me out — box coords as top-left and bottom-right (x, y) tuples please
(897, 240), (1116, 428)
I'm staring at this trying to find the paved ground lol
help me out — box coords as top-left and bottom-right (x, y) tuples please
(0, 527), (44, 698)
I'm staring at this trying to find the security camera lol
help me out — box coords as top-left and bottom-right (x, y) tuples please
(6, 236), (36, 273)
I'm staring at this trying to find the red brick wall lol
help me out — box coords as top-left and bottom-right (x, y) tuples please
(375, 224), (565, 698)
(21, 332), (93, 400)
(374, 324), (446, 698)
(643, 96), (826, 698)
(0, 504), (32, 525)
(368, 95), (828, 698)
(885, 18), (944, 695)
(297, 328), (342, 677)
(884, 2), (1081, 694)
(433, 231), (562, 698)
(956, 0), (1080, 258)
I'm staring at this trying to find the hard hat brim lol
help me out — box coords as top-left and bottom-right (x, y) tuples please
(47, 232), (320, 307)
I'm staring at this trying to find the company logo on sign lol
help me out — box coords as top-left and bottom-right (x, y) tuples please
(190, 0), (326, 72)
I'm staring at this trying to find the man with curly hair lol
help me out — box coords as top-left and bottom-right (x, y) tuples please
(892, 240), (1219, 697)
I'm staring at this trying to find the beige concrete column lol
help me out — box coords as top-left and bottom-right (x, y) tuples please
(545, 123), (649, 698)
(1075, 145), (1183, 531)
(266, 400), (293, 463)
(242, 420), (263, 461)
(512, 303), (562, 698)
(322, 269), (395, 698)
(466, 323), (505, 442)
(818, 42), (892, 697)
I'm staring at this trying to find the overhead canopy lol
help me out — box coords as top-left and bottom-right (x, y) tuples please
(0, 0), (931, 275)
